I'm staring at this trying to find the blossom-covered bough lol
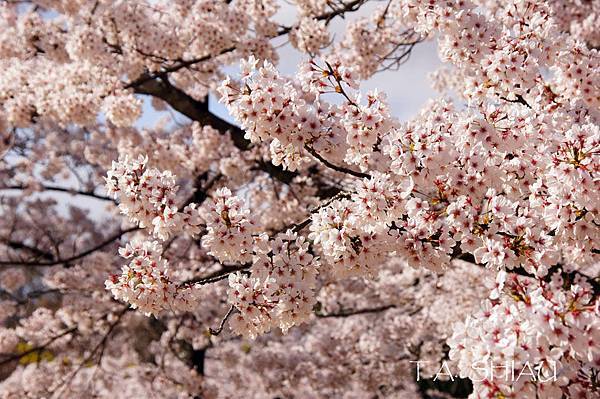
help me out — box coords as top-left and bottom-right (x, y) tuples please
(0, 0), (598, 398)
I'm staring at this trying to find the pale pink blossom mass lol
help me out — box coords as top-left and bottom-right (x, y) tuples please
(0, 0), (598, 398)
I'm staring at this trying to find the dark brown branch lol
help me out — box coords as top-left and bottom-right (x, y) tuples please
(134, 78), (297, 184)
(0, 327), (77, 366)
(124, 48), (234, 90)
(124, 2), (370, 187)
(283, 190), (350, 234)
(376, 37), (423, 73)
(316, 304), (396, 318)
(499, 94), (532, 109)
(180, 172), (222, 209)
(1, 168), (225, 268)
(1, 185), (114, 202)
(4, 164), (224, 268)
(181, 191), (350, 286)
(3, 239), (54, 261)
(0, 227), (139, 267)
(80, 307), (127, 366)
(253, 160), (298, 184)
(5, 288), (66, 305)
(134, 78), (241, 141)
(208, 305), (235, 336)
(182, 264), (251, 286)
(305, 145), (371, 179)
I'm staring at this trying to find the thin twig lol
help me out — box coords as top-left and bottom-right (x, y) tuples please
(0, 227), (139, 267)
(1, 185), (114, 202)
(316, 304), (396, 318)
(305, 145), (370, 179)
(209, 305), (235, 336)
(0, 327), (77, 366)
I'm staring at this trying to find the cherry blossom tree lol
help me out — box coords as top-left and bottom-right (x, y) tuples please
(0, 0), (598, 398)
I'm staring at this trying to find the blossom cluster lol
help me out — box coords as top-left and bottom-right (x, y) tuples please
(448, 270), (599, 398)
(105, 240), (201, 316)
(81, 120), (243, 184)
(209, 258), (493, 397)
(200, 187), (258, 264)
(228, 231), (319, 338)
(105, 155), (202, 240)
(289, 18), (330, 54)
(219, 56), (395, 172)
(309, 196), (391, 278)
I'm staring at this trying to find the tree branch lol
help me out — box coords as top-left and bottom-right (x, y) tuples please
(181, 264), (251, 287)
(208, 305), (235, 336)
(2, 239), (55, 261)
(134, 77), (298, 184)
(0, 227), (139, 267)
(316, 304), (396, 318)
(1, 185), (114, 202)
(0, 327), (77, 366)
(305, 145), (370, 179)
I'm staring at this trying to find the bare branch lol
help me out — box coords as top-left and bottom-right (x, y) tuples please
(209, 305), (235, 336)
(181, 264), (251, 287)
(1, 185), (114, 202)
(305, 145), (371, 179)
(0, 327), (77, 367)
(2, 239), (54, 261)
(316, 304), (396, 318)
(0, 227), (139, 267)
